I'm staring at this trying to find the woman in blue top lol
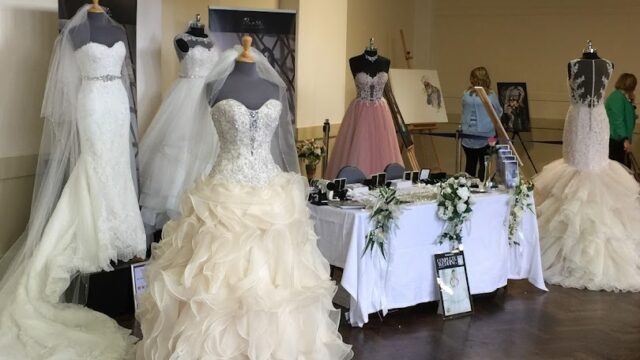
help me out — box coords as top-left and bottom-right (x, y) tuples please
(461, 67), (503, 180)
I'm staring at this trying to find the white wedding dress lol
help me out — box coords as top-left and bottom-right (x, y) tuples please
(136, 98), (353, 359)
(0, 41), (145, 359)
(534, 58), (640, 292)
(139, 34), (219, 232)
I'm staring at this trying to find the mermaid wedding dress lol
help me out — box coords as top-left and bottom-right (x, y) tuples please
(0, 39), (146, 359)
(139, 33), (219, 232)
(534, 57), (640, 292)
(136, 97), (353, 359)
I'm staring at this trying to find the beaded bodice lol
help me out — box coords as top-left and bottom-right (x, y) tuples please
(75, 41), (124, 79)
(568, 58), (613, 107)
(355, 72), (388, 101)
(174, 36), (217, 79)
(209, 98), (281, 185)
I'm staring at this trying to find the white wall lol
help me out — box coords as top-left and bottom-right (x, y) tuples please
(0, 3), (57, 256)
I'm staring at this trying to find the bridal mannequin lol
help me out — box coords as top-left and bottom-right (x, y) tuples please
(208, 36), (278, 108)
(348, 38), (390, 77)
(70, 1), (126, 49)
(566, 40), (613, 78)
(175, 14), (213, 55)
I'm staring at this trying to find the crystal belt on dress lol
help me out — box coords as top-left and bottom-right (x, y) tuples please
(82, 74), (122, 82)
(179, 74), (205, 79)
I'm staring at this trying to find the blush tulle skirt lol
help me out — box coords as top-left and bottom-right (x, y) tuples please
(326, 98), (403, 179)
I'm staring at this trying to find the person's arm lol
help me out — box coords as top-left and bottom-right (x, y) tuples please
(606, 91), (627, 140)
(624, 100), (636, 144)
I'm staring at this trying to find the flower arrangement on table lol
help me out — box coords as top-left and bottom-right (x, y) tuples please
(507, 178), (534, 246)
(296, 138), (326, 180)
(436, 176), (474, 249)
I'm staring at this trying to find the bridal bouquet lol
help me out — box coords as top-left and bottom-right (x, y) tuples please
(436, 177), (473, 248)
(507, 178), (534, 246)
(296, 138), (326, 167)
(363, 187), (403, 258)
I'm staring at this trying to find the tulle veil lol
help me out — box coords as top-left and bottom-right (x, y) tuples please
(138, 27), (219, 233)
(0, 3), (136, 306)
(206, 45), (300, 173)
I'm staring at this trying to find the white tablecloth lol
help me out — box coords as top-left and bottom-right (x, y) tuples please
(309, 192), (547, 327)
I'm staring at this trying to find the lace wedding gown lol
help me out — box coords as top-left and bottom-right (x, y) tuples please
(0, 41), (145, 359)
(326, 72), (403, 178)
(139, 34), (219, 232)
(136, 98), (353, 359)
(534, 58), (640, 292)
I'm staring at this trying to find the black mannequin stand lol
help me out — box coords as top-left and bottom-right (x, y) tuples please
(510, 131), (537, 174)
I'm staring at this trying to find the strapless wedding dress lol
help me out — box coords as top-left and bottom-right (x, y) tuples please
(136, 98), (353, 359)
(0, 41), (145, 359)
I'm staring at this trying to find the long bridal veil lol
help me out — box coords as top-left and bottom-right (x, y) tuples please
(0, 5), (137, 359)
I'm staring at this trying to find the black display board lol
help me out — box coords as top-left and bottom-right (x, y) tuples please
(434, 251), (473, 319)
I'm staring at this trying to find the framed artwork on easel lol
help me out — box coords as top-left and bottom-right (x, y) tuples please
(497, 82), (531, 133)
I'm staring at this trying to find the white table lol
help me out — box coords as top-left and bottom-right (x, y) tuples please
(309, 191), (547, 327)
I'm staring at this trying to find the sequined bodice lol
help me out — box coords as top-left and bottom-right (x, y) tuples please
(176, 40), (217, 78)
(209, 99), (282, 185)
(75, 41), (125, 79)
(568, 58), (613, 107)
(355, 72), (388, 101)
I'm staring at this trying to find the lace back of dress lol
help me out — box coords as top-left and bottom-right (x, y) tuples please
(569, 58), (613, 107)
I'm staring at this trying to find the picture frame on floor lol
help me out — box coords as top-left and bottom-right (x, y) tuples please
(434, 251), (473, 319)
(131, 261), (148, 310)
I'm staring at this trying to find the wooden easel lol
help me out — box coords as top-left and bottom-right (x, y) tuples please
(399, 29), (442, 171)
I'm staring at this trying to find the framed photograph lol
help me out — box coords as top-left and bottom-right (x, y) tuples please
(403, 171), (412, 181)
(130, 261), (148, 310)
(419, 168), (431, 181)
(497, 82), (531, 133)
(388, 69), (449, 124)
(434, 251), (473, 319)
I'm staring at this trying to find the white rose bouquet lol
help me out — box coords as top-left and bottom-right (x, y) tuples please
(364, 187), (403, 258)
(436, 176), (474, 248)
(507, 178), (534, 246)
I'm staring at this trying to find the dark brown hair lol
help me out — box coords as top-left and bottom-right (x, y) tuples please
(615, 73), (637, 93)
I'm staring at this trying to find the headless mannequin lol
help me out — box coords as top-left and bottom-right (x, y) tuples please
(567, 41), (613, 78)
(349, 46), (390, 78)
(70, 10), (126, 50)
(175, 14), (213, 56)
(207, 37), (278, 109)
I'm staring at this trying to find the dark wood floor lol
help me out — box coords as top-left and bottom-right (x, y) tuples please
(338, 280), (640, 360)
(122, 280), (640, 360)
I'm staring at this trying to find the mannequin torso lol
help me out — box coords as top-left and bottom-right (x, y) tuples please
(349, 50), (390, 78)
(209, 61), (279, 109)
(174, 27), (213, 59)
(70, 11), (126, 50)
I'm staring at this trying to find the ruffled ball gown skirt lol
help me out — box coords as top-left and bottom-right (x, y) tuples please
(534, 104), (640, 292)
(326, 98), (403, 179)
(136, 173), (352, 359)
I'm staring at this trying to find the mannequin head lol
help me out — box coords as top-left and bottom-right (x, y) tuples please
(614, 73), (637, 97)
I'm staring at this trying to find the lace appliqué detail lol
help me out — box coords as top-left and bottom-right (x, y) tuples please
(568, 58), (612, 107)
(355, 72), (388, 101)
(83, 74), (122, 82)
(176, 42), (217, 78)
(209, 99), (282, 186)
